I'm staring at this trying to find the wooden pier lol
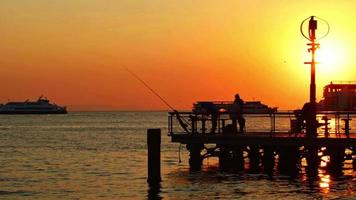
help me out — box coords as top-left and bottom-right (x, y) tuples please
(171, 133), (356, 146)
(168, 111), (356, 173)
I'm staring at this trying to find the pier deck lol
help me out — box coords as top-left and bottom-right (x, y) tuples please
(171, 132), (356, 147)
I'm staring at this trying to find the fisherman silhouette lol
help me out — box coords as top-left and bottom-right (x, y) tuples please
(293, 102), (319, 136)
(301, 102), (318, 137)
(230, 94), (245, 133)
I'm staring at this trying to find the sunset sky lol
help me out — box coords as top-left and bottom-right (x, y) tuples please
(0, 0), (356, 110)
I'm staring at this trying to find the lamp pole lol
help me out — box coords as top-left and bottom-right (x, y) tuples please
(304, 16), (319, 104)
(300, 16), (329, 137)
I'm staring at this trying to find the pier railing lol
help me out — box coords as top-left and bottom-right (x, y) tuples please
(168, 110), (356, 137)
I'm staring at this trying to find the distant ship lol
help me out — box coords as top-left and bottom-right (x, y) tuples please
(193, 100), (277, 114)
(0, 96), (67, 114)
(318, 81), (356, 111)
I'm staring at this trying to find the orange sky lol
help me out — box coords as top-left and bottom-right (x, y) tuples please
(0, 1), (356, 111)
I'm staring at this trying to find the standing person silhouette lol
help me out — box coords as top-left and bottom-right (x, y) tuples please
(231, 94), (245, 133)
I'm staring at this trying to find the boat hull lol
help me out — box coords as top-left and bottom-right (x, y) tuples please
(0, 110), (67, 114)
(0, 96), (67, 114)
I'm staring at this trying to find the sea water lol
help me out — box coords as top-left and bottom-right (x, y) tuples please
(0, 112), (354, 199)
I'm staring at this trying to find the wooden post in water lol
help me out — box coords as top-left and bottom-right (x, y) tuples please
(188, 143), (204, 170)
(327, 146), (345, 176)
(278, 146), (300, 177)
(219, 145), (231, 170)
(249, 145), (260, 173)
(353, 147), (356, 171)
(262, 146), (275, 175)
(232, 145), (245, 171)
(305, 146), (319, 178)
(147, 129), (161, 184)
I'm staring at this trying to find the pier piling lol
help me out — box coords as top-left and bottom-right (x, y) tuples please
(278, 146), (299, 176)
(327, 146), (345, 176)
(232, 145), (245, 170)
(248, 145), (260, 173)
(187, 143), (204, 170)
(305, 146), (319, 177)
(147, 129), (161, 184)
(262, 146), (275, 175)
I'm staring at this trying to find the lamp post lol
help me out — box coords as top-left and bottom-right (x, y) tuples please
(300, 16), (329, 137)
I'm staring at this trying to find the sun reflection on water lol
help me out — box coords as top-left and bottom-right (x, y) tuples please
(318, 153), (331, 194)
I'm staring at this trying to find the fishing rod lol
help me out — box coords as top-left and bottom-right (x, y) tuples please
(123, 66), (191, 132)
(122, 66), (176, 111)
(124, 66), (189, 163)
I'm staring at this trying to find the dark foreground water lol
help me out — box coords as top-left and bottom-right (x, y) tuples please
(0, 112), (354, 199)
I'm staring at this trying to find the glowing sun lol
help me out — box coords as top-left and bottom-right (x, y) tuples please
(316, 41), (348, 80)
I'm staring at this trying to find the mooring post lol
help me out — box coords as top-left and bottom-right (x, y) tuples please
(147, 129), (161, 184)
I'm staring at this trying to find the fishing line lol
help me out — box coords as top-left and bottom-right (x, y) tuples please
(123, 66), (175, 111)
(123, 66), (191, 130)
(178, 143), (182, 163)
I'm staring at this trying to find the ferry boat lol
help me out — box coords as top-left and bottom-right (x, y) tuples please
(0, 96), (67, 114)
(318, 81), (356, 111)
(193, 100), (277, 114)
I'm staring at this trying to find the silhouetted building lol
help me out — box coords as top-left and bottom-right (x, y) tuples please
(318, 81), (356, 111)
